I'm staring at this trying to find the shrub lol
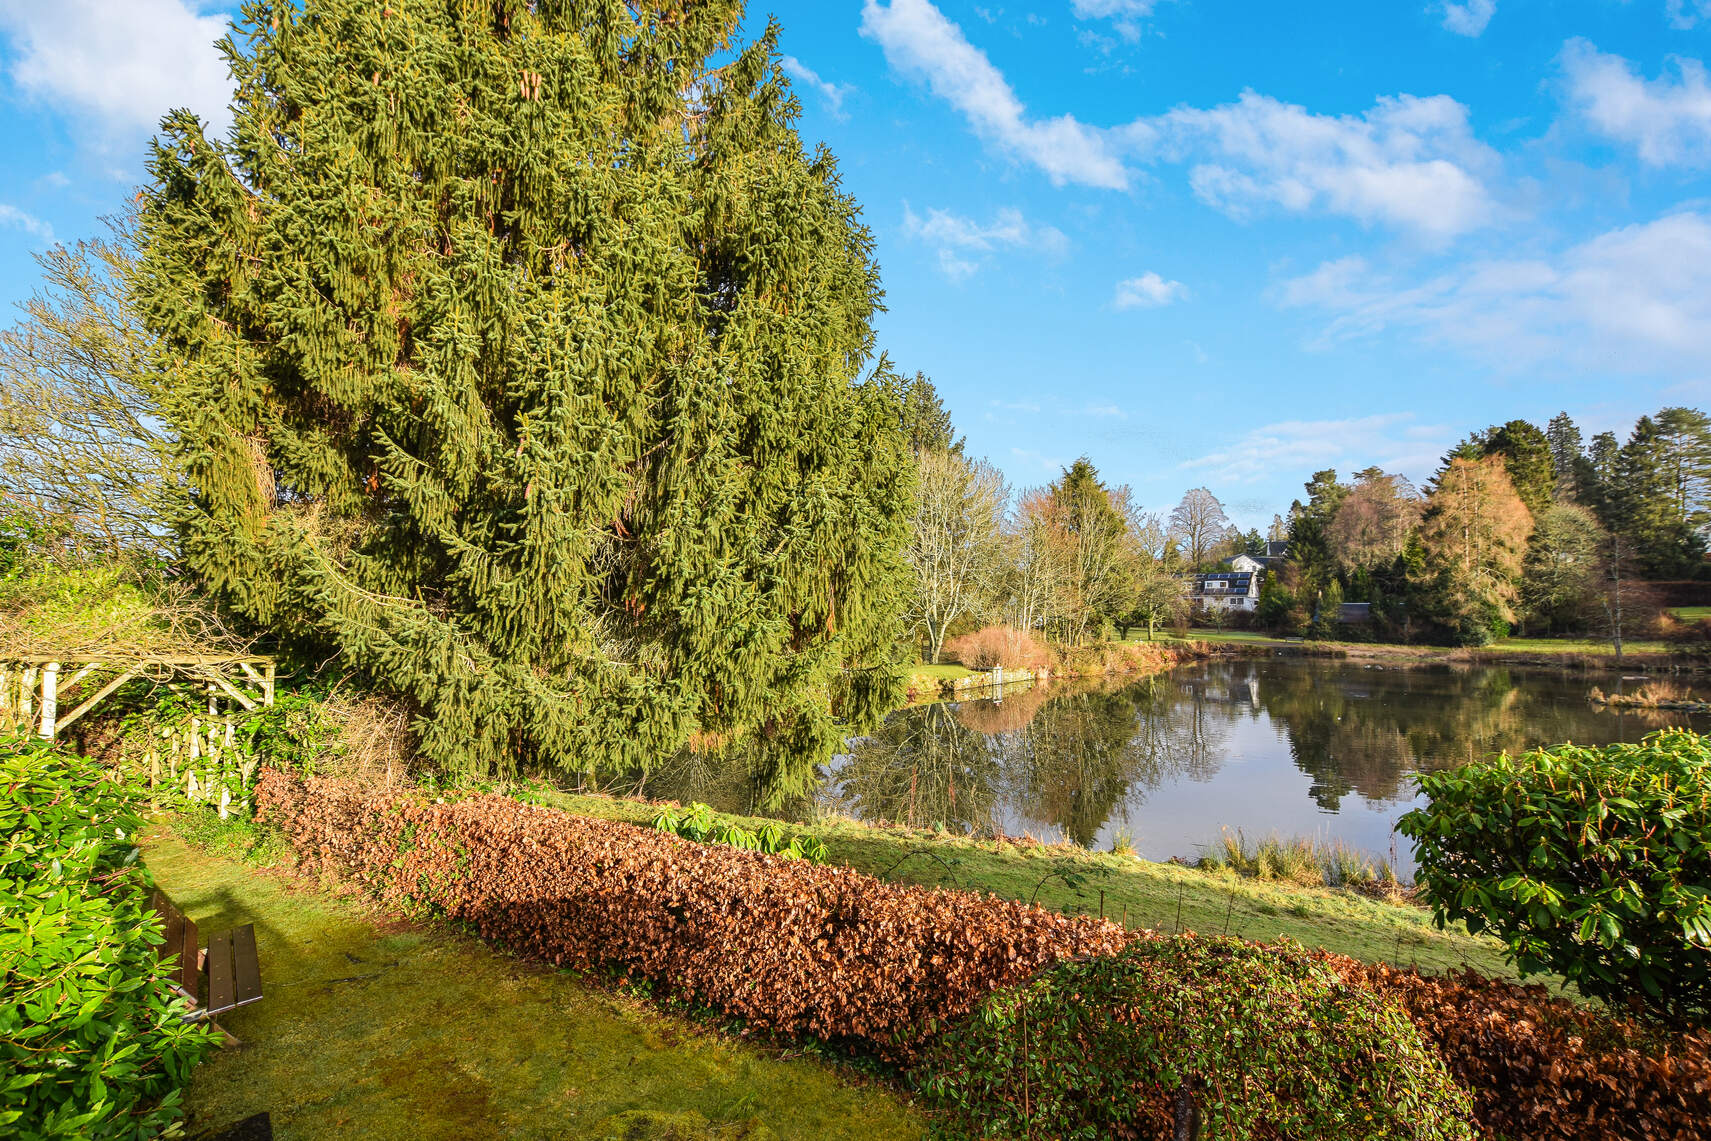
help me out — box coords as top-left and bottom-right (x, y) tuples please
(915, 936), (1476, 1141)
(0, 733), (218, 1139)
(944, 626), (1050, 672)
(255, 772), (1127, 1058)
(1398, 729), (1711, 1021)
(1332, 956), (1711, 1141)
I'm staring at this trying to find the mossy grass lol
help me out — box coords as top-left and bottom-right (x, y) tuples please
(143, 823), (923, 1141)
(530, 790), (1521, 981)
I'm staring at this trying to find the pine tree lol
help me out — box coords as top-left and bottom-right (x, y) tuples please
(1613, 416), (1705, 577)
(137, 0), (912, 794)
(1481, 419), (1555, 518)
(1546, 412), (1584, 504)
(893, 367), (961, 455)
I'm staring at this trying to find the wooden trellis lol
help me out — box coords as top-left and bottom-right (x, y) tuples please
(0, 655), (276, 740)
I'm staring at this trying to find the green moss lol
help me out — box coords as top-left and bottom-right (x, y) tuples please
(143, 827), (922, 1141)
(534, 791), (1520, 980)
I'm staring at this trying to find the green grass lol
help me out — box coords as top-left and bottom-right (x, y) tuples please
(905, 662), (978, 681)
(529, 791), (1520, 981)
(144, 824), (923, 1141)
(1148, 628), (1680, 658)
(1671, 606), (1711, 621)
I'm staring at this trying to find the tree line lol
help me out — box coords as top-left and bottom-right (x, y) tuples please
(898, 389), (1711, 657)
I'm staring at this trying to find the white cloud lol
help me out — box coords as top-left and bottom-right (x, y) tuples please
(1113, 271), (1187, 309)
(0, 0), (232, 139)
(1668, 1), (1711, 29)
(859, 0), (1129, 188)
(1134, 91), (1500, 237)
(1182, 413), (1447, 484)
(0, 203), (53, 243)
(780, 55), (855, 120)
(1072, 0), (1161, 14)
(862, 0), (1497, 236)
(1277, 211), (1711, 376)
(1562, 39), (1711, 168)
(1439, 0), (1496, 37)
(903, 203), (1068, 279)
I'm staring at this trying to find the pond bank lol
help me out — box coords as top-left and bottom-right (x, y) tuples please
(1168, 631), (1706, 674)
(527, 790), (1520, 983)
(144, 824), (922, 1141)
(903, 639), (1213, 705)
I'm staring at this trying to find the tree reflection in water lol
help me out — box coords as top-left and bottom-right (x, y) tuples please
(825, 659), (1708, 854)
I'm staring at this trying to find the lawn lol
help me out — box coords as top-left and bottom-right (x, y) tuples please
(145, 826), (923, 1141)
(531, 791), (1521, 982)
(1672, 606), (1711, 621)
(1147, 628), (1678, 657)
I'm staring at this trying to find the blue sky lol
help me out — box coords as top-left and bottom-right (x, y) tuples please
(2, 2), (1709, 528)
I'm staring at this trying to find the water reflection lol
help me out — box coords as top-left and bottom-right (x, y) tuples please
(823, 659), (1708, 870)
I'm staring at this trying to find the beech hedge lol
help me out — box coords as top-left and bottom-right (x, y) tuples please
(254, 771), (1128, 1057)
(1334, 957), (1711, 1141)
(256, 772), (1711, 1138)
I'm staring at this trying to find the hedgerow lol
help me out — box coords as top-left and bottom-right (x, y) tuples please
(255, 771), (1711, 1139)
(1333, 956), (1711, 1141)
(916, 936), (1477, 1141)
(0, 733), (218, 1139)
(255, 771), (1128, 1057)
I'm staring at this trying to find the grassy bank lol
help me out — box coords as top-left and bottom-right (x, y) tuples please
(1151, 628), (1689, 669)
(145, 823), (922, 1141)
(902, 639), (1206, 706)
(528, 791), (1519, 982)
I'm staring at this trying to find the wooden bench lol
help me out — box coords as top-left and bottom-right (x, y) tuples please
(148, 890), (263, 1025)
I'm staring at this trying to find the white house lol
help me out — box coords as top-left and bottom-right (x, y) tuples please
(1190, 568), (1260, 611)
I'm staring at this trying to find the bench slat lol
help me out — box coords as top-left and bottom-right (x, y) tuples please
(180, 914), (200, 996)
(148, 890), (199, 997)
(232, 924), (263, 1007)
(207, 930), (235, 1014)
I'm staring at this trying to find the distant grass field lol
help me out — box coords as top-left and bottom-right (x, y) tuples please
(1146, 628), (1678, 657)
(1672, 606), (1711, 621)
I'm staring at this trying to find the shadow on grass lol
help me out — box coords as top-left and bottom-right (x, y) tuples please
(143, 827), (921, 1141)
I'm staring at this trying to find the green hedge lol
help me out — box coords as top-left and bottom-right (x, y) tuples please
(913, 935), (1476, 1141)
(1400, 728), (1711, 1021)
(0, 733), (217, 1139)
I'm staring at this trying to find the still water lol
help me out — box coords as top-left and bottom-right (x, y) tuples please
(820, 659), (1706, 874)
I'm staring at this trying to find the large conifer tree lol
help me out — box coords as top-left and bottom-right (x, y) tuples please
(138, 0), (911, 790)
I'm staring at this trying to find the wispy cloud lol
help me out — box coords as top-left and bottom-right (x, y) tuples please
(0, 0), (233, 141)
(1562, 39), (1711, 168)
(1070, 0), (1171, 43)
(0, 203), (54, 243)
(1128, 91), (1502, 238)
(860, 0), (1129, 188)
(1113, 271), (1187, 309)
(903, 203), (1068, 279)
(780, 55), (855, 120)
(1439, 0), (1496, 37)
(1668, 1), (1711, 30)
(862, 1), (1501, 238)
(1182, 413), (1449, 484)
(1277, 211), (1711, 376)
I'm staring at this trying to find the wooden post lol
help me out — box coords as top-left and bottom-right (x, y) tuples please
(207, 682), (218, 717)
(38, 663), (60, 740)
(20, 667), (35, 725)
(263, 661), (275, 707)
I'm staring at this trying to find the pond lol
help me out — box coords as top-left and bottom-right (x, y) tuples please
(633, 657), (1707, 877)
(815, 658), (1706, 875)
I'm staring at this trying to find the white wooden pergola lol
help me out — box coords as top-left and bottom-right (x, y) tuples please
(0, 654), (276, 740)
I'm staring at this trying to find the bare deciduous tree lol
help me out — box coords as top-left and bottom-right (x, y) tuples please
(1167, 487), (1229, 567)
(1327, 468), (1422, 570)
(0, 223), (180, 556)
(906, 449), (1010, 663)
